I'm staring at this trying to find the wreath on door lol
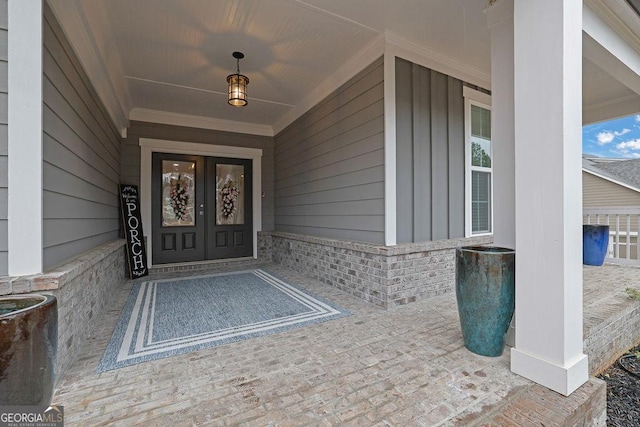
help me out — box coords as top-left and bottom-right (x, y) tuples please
(169, 174), (189, 221)
(221, 178), (239, 218)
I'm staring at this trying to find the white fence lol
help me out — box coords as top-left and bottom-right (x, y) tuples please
(583, 207), (640, 265)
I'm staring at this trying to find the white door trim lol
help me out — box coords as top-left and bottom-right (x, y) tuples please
(139, 138), (263, 266)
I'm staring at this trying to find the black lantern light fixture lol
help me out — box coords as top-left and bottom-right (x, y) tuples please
(227, 51), (249, 107)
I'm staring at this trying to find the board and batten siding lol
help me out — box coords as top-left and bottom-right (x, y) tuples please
(0, 0), (7, 274)
(273, 57), (385, 244)
(42, 5), (121, 269)
(395, 58), (465, 243)
(121, 121), (275, 231)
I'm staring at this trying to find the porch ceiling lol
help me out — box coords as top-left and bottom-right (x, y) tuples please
(47, 0), (640, 134)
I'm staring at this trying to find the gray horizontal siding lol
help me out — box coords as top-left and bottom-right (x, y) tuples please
(0, 1), (5, 31)
(583, 172), (640, 207)
(0, 0), (7, 274)
(274, 57), (385, 244)
(277, 147), (383, 190)
(395, 58), (465, 243)
(0, 25), (5, 62)
(278, 181), (384, 207)
(276, 199), (384, 216)
(272, 226), (383, 245)
(583, 172), (640, 232)
(42, 5), (121, 269)
(277, 173), (384, 203)
(122, 121), (275, 231)
(276, 119), (384, 183)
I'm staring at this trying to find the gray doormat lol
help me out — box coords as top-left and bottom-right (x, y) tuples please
(97, 269), (350, 372)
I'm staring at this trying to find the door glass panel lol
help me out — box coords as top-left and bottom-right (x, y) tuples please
(162, 160), (195, 226)
(216, 164), (244, 225)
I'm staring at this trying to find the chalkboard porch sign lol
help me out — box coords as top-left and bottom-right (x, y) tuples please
(119, 184), (149, 279)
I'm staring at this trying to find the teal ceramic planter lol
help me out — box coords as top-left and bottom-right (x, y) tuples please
(456, 246), (515, 357)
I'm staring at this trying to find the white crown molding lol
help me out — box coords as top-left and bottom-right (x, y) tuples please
(384, 30), (492, 91)
(47, 1), (130, 137)
(130, 108), (274, 137)
(272, 33), (386, 135)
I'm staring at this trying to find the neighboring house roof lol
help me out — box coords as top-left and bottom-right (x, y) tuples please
(582, 156), (640, 193)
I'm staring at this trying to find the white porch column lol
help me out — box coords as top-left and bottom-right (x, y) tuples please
(8, 0), (44, 275)
(510, 0), (588, 396)
(383, 49), (397, 246)
(487, 0), (515, 250)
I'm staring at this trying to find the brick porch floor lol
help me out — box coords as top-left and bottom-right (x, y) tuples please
(51, 263), (640, 426)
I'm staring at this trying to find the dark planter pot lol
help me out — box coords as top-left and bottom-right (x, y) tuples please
(0, 294), (57, 405)
(583, 224), (610, 266)
(456, 246), (515, 357)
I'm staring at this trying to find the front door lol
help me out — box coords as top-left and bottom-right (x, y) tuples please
(151, 152), (253, 264)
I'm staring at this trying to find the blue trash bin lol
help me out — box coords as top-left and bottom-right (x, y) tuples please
(583, 225), (609, 266)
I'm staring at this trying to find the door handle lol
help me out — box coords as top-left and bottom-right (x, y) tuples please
(199, 211), (204, 216)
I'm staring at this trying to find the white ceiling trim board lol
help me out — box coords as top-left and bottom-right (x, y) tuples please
(584, 34), (640, 96)
(130, 108), (274, 137)
(47, 1), (131, 137)
(583, 93), (640, 124)
(585, 0), (640, 50)
(125, 76), (295, 108)
(385, 30), (492, 90)
(583, 4), (640, 96)
(272, 33), (386, 135)
(292, 0), (381, 34)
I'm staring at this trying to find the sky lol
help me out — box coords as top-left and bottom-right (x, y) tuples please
(582, 113), (640, 158)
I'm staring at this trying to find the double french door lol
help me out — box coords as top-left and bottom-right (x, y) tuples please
(151, 152), (252, 264)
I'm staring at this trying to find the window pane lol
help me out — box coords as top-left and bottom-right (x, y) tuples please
(471, 136), (491, 168)
(471, 105), (491, 139)
(162, 160), (195, 226)
(471, 105), (491, 168)
(216, 164), (245, 225)
(472, 171), (491, 233)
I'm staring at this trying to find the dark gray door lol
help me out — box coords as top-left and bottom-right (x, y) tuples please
(152, 153), (206, 264)
(206, 157), (253, 259)
(152, 153), (253, 264)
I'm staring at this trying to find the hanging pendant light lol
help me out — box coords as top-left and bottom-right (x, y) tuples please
(227, 51), (249, 107)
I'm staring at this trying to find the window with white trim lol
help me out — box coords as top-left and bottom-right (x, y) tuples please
(464, 88), (492, 236)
